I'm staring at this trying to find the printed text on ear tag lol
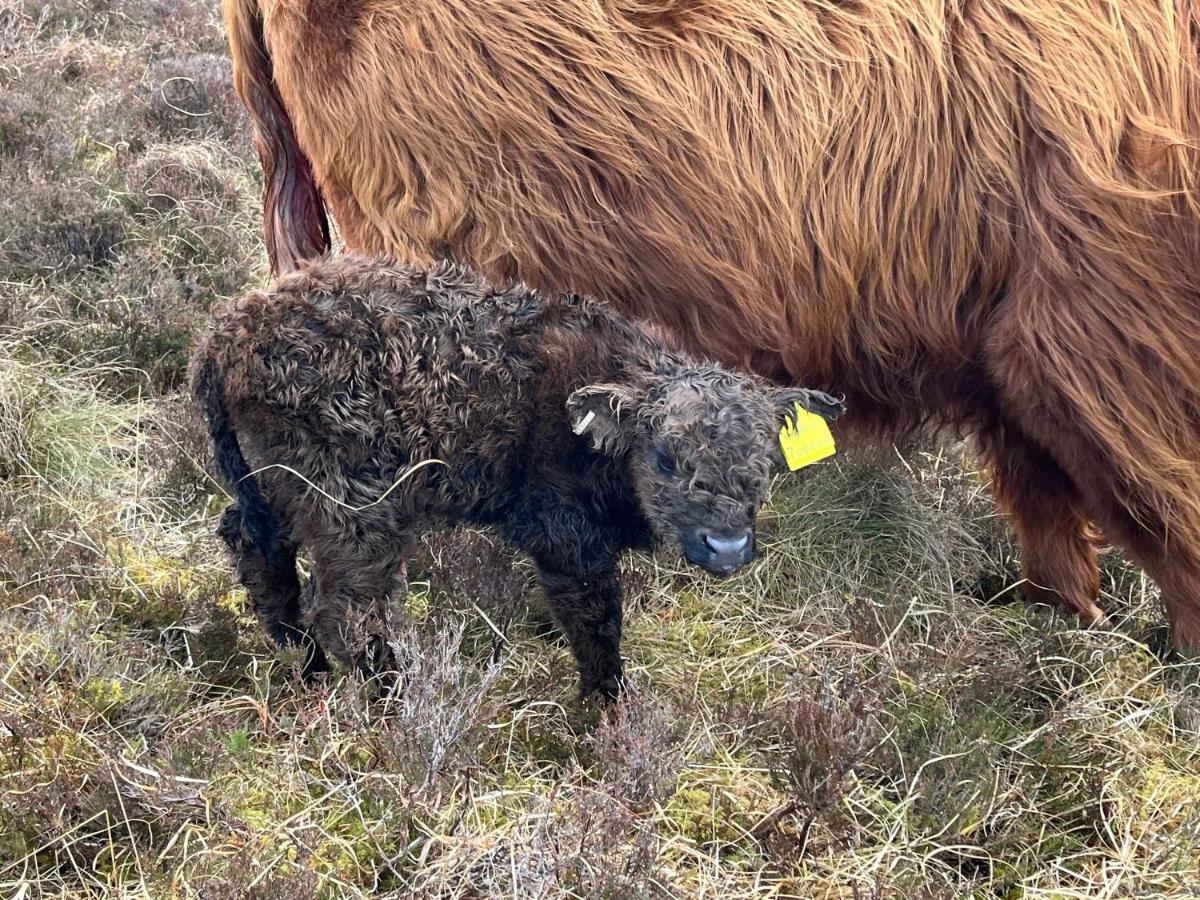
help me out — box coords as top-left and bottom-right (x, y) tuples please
(779, 403), (836, 471)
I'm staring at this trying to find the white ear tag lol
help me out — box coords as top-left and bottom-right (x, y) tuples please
(572, 410), (596, 435)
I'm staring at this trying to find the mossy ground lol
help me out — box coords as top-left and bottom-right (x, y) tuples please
(1, 2), (1197, 896)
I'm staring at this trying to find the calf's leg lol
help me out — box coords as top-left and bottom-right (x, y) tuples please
(535, 562), (624, 699)
(504, 501), (625, 698)
(307, 545), (405, 683)
(217, 503), (329, 679)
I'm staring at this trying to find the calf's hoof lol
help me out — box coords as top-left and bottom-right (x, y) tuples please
(298, 640), (330, 683)
(580, 673), (623, 704)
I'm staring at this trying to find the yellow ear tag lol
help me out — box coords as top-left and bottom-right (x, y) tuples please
(779, 403), (837, 471)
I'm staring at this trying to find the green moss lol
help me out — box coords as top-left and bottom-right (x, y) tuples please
(1122, 758), (1200, 837)
(234, 785), (277, 831)
(666, 787), (725, 843)
(82, 676), (126, 714)
(664, 768), (773, 848)
(404, 584), (431, 621)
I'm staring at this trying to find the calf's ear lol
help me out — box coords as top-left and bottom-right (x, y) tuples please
(768, 387), (846, 469)
(773, 388), (846, 423)
(566, 383), (640, 455)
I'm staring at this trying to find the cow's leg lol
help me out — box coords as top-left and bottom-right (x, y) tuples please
(1094, 508), (1200, 652)
(986, 285), (1200, 651)
(976, 422), (1104, 623)
(218, 503), (329, 679)
(1017, 442), (1200, 651)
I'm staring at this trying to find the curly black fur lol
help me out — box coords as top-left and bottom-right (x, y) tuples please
(191, 255), (843, 698)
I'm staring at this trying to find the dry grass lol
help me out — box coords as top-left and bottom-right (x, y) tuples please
(1, 1), (1198, 896)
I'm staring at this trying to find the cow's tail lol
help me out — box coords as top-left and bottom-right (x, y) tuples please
(223, 0), (330, 275)
(192, 356), (281, 566)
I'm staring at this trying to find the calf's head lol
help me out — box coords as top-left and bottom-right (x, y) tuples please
(567, 365), (845, 575)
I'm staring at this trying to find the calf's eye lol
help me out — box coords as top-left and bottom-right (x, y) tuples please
(656, 451), (676, 475)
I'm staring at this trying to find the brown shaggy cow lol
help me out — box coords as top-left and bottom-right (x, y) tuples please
(223, 0), (1200, 648)
(191, 255), (844, 696)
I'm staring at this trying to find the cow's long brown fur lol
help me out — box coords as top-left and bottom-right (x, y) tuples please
(225, 0), (1200, 648)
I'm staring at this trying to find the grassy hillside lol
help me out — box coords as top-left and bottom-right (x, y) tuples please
(0, 1), (1197, 896)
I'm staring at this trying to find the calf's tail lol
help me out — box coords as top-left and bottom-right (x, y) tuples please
(194, 355), (328, 678)
(192, 356), (280, 565)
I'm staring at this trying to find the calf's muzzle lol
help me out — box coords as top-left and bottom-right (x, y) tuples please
(684, 526), (755, 575)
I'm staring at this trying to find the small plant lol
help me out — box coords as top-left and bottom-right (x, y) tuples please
(352, 619), (504, 795)
(419, 526), (531, 637)
(225, 727), (251, 754)
(589, 680), (682, 809)
(758, 666), (879, 852)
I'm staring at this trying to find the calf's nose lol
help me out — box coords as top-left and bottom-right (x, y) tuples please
(703, 531), (750, 556)
(700, 528), (755, 573)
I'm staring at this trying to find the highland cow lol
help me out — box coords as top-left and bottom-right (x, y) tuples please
(191, 256), (844, 696)
(222, 0), (1200, 649)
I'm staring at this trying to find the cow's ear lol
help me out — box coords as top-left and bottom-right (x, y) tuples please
(773, 387), (846, 424)
(566, 382), (641, 455)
